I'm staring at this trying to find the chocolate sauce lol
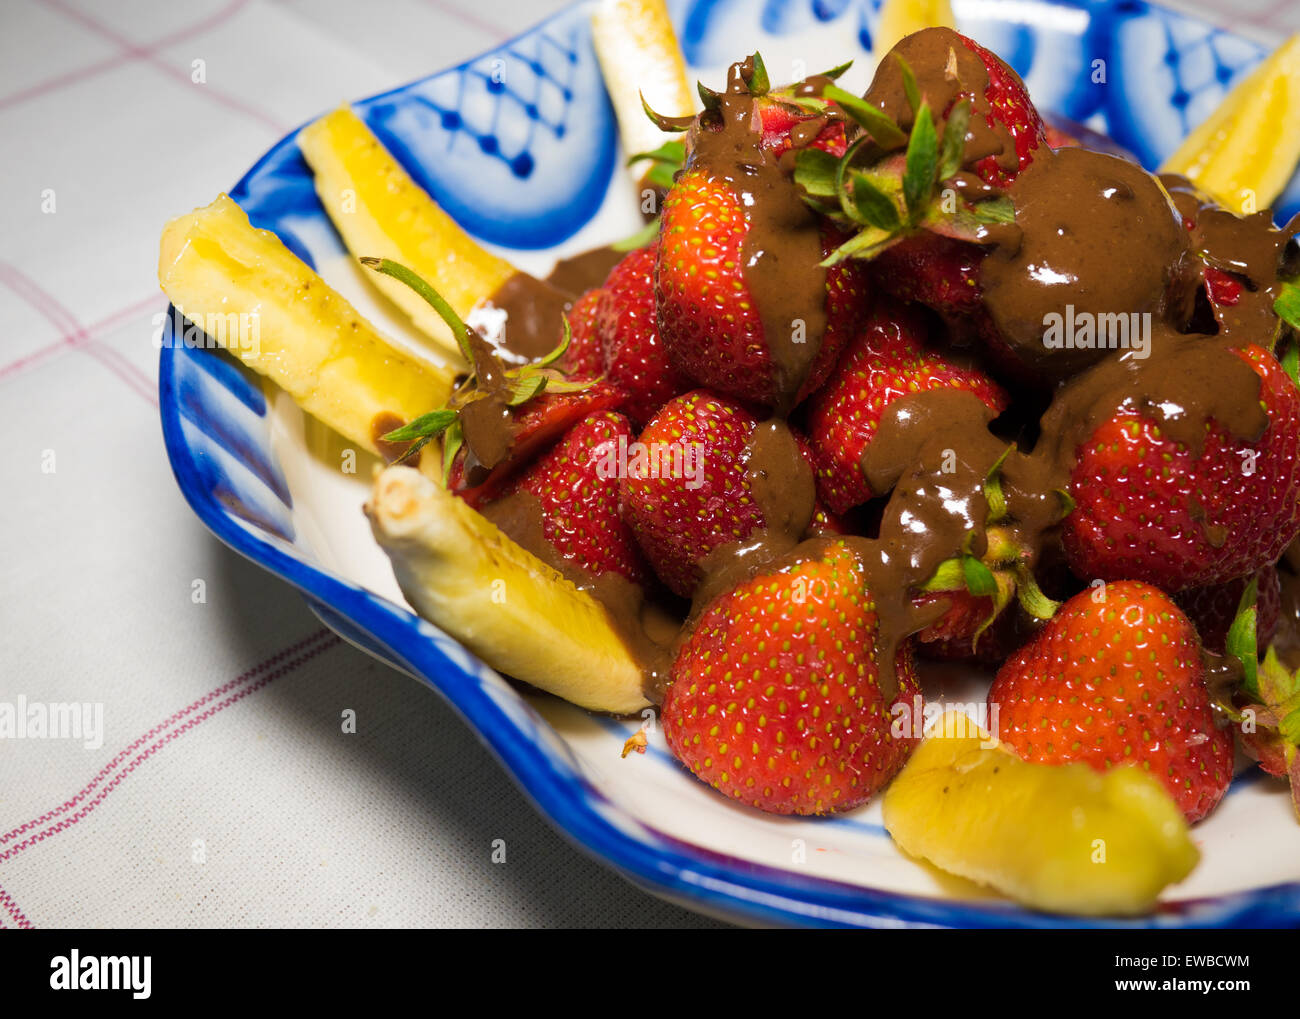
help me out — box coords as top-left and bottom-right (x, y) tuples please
(546, 245), (625, 297)
(863, 26), (1017, 175)
(369, 411), (411, 462)
(481, 272), (573, 367)
(690, 59), (830, 411)
(1161, 172), (1300, 345)
(481, 489), (680, 697)
(980, 147), (1197, 383)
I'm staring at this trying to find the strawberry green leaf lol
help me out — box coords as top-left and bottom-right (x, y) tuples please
(746, 52), (770, 95)
(697, 80), (722, 111)
(503, 372), (549, 406)
(1014, 565), (1060, 621)
(440, 419), (464, 483)
(937, 98), (972, 182)
(1280, 338), (1300, 389)
(793, 148), (840, 198)
(896, 54), (921, 115)
(972, 196), (1016, 225)
(816, 59), (854, 81)
(382, 408), (458, 443)
(820, 224), (897, 266)
(627, 139), (685, 170)
(962, 554), (998, 598)
(1275, 281), (1300, 331)
(983, 443), (1014, 523)
(903, 103), (938, 220)
(821, 84), (907, 149)
(849, 171), (901, 231)
(640, 91), (695, 133)
(1226, 575), (1261, 696)
(533, 315), (572, 368)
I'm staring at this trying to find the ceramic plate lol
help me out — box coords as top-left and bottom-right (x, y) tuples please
(160, 0), (1300, 927)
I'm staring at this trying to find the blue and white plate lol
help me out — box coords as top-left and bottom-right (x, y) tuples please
(160, 0), (1300, 927)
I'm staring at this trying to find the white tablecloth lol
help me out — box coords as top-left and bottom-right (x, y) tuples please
(0, 0), (1293, 929)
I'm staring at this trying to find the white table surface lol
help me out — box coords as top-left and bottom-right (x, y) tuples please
(0, 0), (1292, 929)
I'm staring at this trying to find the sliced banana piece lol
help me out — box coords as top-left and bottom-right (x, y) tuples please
(298, 107), (517, 359)
(1161, 33), (1300, 214)
(883, 711), (1199, 916)
(159, 194), (452, 465)
(367, 465), (651, 715)
(873, 0), (956, 61)
(590, 0), (694, 179)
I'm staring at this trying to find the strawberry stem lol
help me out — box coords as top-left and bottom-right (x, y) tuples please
(361, 256), (476, 363)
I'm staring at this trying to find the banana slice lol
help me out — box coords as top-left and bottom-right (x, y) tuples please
(882, 711), (1199, 915)
(590, 0), (694, 176)
(873, 0), (956, 60)
(298, 107), (517, 359)
(367, 465), (651, 715)
(1161, 33), (1300, 214)
(159, 194), (452, 464)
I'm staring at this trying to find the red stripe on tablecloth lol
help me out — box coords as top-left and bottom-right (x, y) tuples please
(0, 263), (157, 403)
(0, 885), (34, 929)
(0, 0), (251, 113)
(40, 0), (288, 135)
(0, 293), (164, 384)
(0, 629), (336, 849)
(0, 632), (341, 865)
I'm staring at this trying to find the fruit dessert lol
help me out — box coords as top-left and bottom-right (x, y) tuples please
(159, 0), (1300, 916)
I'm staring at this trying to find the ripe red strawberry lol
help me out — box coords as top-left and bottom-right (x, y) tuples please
(661, 539), (921, 815)
(756, 99), (848, 158)
(911, 588), (997, 647)
(988, 580), (1233, 822)
(620, 390), (838, 597)
(864, 27), (1046, 189)
(655, 170), (868, 411)
(1062, 344), (1300, 592)
(845, 29), (1048, 380)
(490, 410), (649, 584)
(560, 289), (606, 377)
(1176, 564), (1281, 657)
(449, 379), (625, 509)
(803, 298), (1009, 514)
(595, 242), (689, 427)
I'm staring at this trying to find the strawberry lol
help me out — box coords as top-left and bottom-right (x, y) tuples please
(449, 379), (625, 509)
(756, 99), (848, 159)
(1176, 564), (1281, 657)
(803, 297), (1009, 514)
(620, 390), (839, 597)
(655, 170), (867, 410)
(594, 242), (689, 427)
(491, 411), (649, 584)
(860, 29), (1046, 188)
(988, 580), (1234, 822)
(560, 288), (606, 377)
(1061, 344), (1300, 592)
(661, 539), (921, 815)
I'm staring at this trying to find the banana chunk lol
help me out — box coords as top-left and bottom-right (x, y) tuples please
(883, 711), (1199, 916)
(367, 466), (651, 715)
(298, 107), (517, 359)
(159, 194), (452, 462)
